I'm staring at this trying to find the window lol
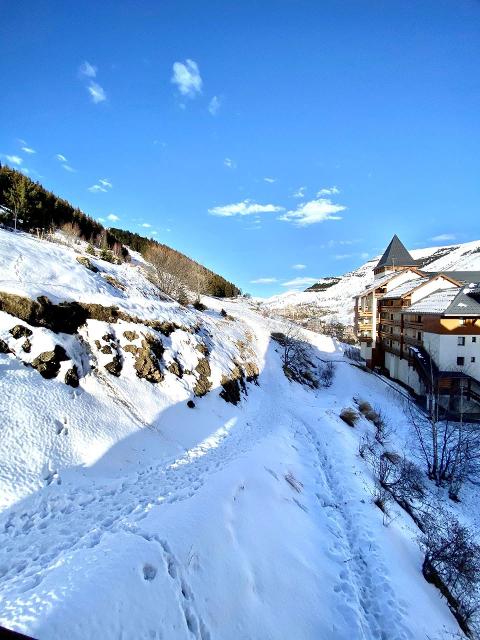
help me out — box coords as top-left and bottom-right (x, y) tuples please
(457, 337), (465, 346)
(457, 357), (465, 366)
(473, 337), (477, 343)
(459, 318), (465, 325)
(417, 332), (421, 341)
(390, 314), (394, 321)
(416, 315), (422, 323)
(472, 357), (476, 363)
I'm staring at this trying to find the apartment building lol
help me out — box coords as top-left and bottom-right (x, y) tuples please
(354, 236), (480, 416)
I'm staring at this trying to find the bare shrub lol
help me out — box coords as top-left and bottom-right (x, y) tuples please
(345, 345), (362, 361)
(319, 360), (335, 387)
(421, 511), (480, 636)
(356, 399), (373, 415)
(146, 245), (189, 303)
(271, 326), (318, 388)
(340, 407), (359, 427)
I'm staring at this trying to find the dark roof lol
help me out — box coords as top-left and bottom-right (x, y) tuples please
(444, 285), (480, 316)
(426, 271), (480, 284)
(375, 235), (418, 269)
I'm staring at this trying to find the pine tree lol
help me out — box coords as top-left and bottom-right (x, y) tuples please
(4, 172), (27, 231)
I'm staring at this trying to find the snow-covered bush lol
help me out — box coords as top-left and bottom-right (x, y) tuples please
(319, 360), (335, 387)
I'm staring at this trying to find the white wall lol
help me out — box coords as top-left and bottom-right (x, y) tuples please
(423, 332), (480, 381)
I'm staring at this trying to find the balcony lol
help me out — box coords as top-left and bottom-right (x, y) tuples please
(404, 334), (422, 347)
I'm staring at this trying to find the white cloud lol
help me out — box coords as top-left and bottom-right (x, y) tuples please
(320, 238), (360, 249)
(107, 213), (119, 222)
(281, 276), (319, 289)
(79, 61), (97, 78)
(264, 177), (276, 183)
(224, 157), (236, 169)
(317, 186), (339, 196)
(209, 199), (284, 217)
(88, 82), (106, 103)
(292, 263), (306, 270)
(89, 178), (112, 192)
(55, 153), (67, 162)
(171, 59), (202, 97)
(335, 251), (370, 261)
(279, 198), (345, 226)
(21, 146), (36, 154)
(4, 155), (22, 165)
(431, 234), (456, 242)
(151, 231), (158, 235)
(292, 186), (306, 199)
(62, 164), (76, 173)
(250, 277), (278, 284)
(208, 95), (221, 115)
(141, 223), (151, 228)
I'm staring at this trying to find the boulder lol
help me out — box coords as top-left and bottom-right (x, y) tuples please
(133, 340), (163, 383)
(100, 345), (113, 354)
(105, 356), (122, 377)
(168, 359), (183, 378)
(194, 357), (212, 397)
(32, 345), (68, 379)
(0, 339), (10, 354)
(76, 256), (99, 273)
(10, 325), (33, 339)
(65, 365), (79, 388)
(22, 338), (32, 353)
(123, 330), (139, 341)
(123, 344), (139, 355)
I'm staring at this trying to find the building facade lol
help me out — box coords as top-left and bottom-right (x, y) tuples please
(354, 236), (480, 417)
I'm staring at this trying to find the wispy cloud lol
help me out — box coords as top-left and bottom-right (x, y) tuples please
(292, 186), (306, 199)
(250, 277), (278, 284)
(141, 223), (151, 228)
(3, 155), (22, 166)
(431, 234), (456, 242)
(21, 146), (36, 154)
(88, 178), (112, 193)
(281, 276), (319, 289)
(107, 213), (119, 222)
(79, 61), (97, 78)
(55, 153), (67, 162)
(88, 82), (106, 103)
(320, 238), (360, 249)
(292, 263), (306, 270)
(209, 199), (284, 217)
(335, 251), (369, 261)
(171, 59), (202, 97)
(62, 164), (76, 173)
(208, 95), (221, 115)
(264, 177), (276, 183)
(317, 186), (339, 196)
(224, 157), (236, 169)
(279, 198), (345, 226)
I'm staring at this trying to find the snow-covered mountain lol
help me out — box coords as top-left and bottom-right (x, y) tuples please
(260, 239), (480, 325)
(0, 229), (477, 639)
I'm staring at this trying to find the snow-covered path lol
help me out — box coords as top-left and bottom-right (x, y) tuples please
(0, 291), (462, 639)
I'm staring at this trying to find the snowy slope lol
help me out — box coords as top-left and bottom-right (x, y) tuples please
(0, 229), (473, 639)
(261, 239), (480, 325)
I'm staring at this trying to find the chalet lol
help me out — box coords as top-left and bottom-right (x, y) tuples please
(354, 236), (480, 418)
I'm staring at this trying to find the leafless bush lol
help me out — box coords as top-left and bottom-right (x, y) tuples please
(345, 345), (362, 361)
(406, 398), (480, 499)
(146, 245), (189, 303)
(421, 510), (480, 636)
(271, 326), (319, 388)
(340, 407), (359, 427)
(319, 360), (335, 387)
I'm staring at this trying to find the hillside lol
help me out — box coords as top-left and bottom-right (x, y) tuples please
(0, 228), (478, 639)
(0, 165), (239, 298)
(260, 239), (480, 326)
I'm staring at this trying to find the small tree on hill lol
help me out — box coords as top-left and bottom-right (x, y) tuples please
(4, 172), (27, 231)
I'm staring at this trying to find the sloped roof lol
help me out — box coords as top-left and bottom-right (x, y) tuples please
(375, 235), (418, 269)
(426, 271), (480, 284)
(443, 284), (480, 316)
(382, 277), (430, 299)
(403, 289), (459, 315)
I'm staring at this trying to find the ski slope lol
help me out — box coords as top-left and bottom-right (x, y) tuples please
(0, 229), (471, 639)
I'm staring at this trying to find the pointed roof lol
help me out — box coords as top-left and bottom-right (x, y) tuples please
(375, 235), (417, 269)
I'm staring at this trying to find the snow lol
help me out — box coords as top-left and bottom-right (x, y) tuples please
(258, 239), (480, 325)
(0, 229), (475, 639)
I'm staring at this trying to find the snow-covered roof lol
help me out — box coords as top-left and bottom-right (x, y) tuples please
(382, 277), (429, 299)
(443, 284), (480, 316)
(403, 289), (459, 314)
(358, 272), (404, 297)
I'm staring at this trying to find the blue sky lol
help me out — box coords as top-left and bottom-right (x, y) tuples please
(1, 1), (479, 296)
